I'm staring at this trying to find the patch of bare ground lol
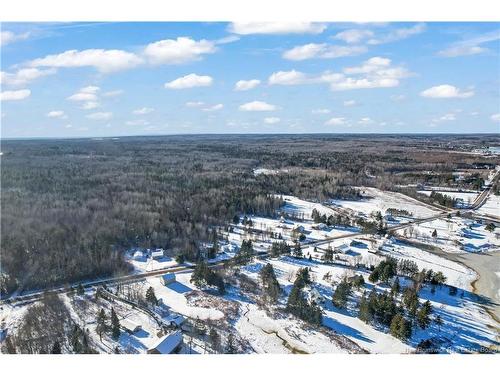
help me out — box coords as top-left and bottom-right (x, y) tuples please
(186, 290), (240, 321)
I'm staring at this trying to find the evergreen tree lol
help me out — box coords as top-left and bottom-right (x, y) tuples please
(259, 263), (281, 304)
(286, 270), (322, 325)
(191, 261), (225, 294)
(390, 313), (412, 341)
(432, 229), (438, 238)
(51, 341), (61, 354)
(391, 277), (401, 295)
(332, 279), (352, 309)
(358, 292), (373, 324)
(416, 300), (433, 330)
(225, 333), (237, 354)
(96, 308), (108, 342)
(111, 307), (121, 340)
(293, 241), (302, 258)
(145, 286), (158, 306)
(403, 287), (419, 321)
(322, 248), (334, 263)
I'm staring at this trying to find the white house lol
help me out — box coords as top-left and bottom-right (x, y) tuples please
(151, 248), (164, 259)
(160, 273), (176, 286)
(133, 250), (143, 260)
(147, 331), (183, 354)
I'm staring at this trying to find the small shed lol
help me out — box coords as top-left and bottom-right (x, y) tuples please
(151, 248), (164, 259)
(133, 250), (143, 260)
(147, 331), (183, 354)
(160, 273), (176, 286)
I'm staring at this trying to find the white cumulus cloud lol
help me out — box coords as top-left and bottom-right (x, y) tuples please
(325, 117), (347, 125)
(1, 31), (30, 46)
(343, 100), (356, 107)
(268, 70), (309, 85)
(0, 89), (31, 101)
(1, 68), (56, 87)
(46, 110), (67, 119)
(420, 84), (474, 99)
(164, 74), (213, 89)
(234, 79), (260, 91)
(239, 101), (277, 112)
(30, 49), (143, 73)
(144, 37), (216, 64)
(202, 104), (224, 112)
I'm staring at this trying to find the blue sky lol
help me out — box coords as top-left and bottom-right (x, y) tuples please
(1, 22), (499, 137)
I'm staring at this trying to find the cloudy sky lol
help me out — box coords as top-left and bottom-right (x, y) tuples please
(1, 22), (499, 137)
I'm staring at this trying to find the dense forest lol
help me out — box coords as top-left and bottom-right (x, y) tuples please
(1, 134), (498, 293)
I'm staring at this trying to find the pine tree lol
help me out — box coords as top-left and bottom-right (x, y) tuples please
(293, 241), (302, 258)
(390, 313), (412, 341)
(322, 247), (334, 263)
(225, 333), (237, 354)
(4, 336), (16, 354)
(145, 286), (158, 306)
(391, 277), (400, 295)
(111, 307), (121, 340)
(332, 279), (352, 309)
(96, 308), (108, 342)
(358, 292), (373, 324)
(51, 341), (62, 354)
(259, 263), (281, 304)
(416, 300), (433, 330)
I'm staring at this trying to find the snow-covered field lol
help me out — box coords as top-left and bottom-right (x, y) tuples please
(417, 190), (478, 208)
(477, 194), (500, 219)
(328, 187), (442, 219)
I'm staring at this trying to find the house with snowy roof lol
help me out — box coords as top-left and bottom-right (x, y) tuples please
(147, 331), (183, 354)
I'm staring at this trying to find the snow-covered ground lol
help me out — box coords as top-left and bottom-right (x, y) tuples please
(417, 190), (479, 208)
(477, 194), (500, 219)
(396, 217), (500, 253)
(328, 187), (442, 219)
